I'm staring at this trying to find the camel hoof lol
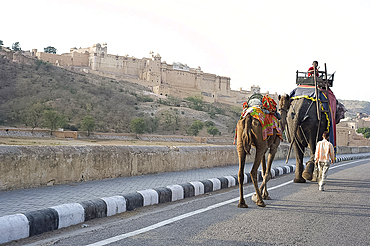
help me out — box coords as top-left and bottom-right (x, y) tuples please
(238, 203), (248, 208)
(262, 195), (271, 200)
(256, 200), (266, 207)
(302, 172), (312, 181)
(252, 194), (266, 207)
(251, 193), (258, 203)
(294, 178), (306, 183)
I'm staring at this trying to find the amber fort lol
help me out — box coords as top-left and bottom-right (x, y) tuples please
(24, 43), (276, 105)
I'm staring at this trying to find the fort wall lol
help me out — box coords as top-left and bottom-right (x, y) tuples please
(32, 43), (265, 106)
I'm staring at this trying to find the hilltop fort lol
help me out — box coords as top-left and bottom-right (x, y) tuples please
(24, 43), (275, 105)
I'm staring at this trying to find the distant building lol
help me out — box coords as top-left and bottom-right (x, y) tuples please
(337, 117), (370, 146)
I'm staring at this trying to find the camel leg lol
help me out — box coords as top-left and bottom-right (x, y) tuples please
(293, 141), (306, 183)
(260, 139), (279, 199)
(259, 154), (268, 198)
(237, 149), (248, 208)
(250, 149), (266, 207)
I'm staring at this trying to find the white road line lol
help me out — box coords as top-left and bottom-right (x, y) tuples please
(85, 159), (366, 246)
(85, 181), (293, 246)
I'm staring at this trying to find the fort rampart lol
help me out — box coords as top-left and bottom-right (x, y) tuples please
(0, 144), (368, 191)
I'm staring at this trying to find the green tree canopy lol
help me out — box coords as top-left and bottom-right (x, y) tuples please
(21, 102), (45, 133)
(186, 120), (204, 136)
(207, 125), (220, 137)
(130, 118), (146, 137)
(12, 42), (21, 51)
(204, 121), (215, 128)
(81, 115), (95, 136)
(43, 109), (64, 134)
(356, 127), (370, 138)
(44, 46), (57, 54)
(185, 95), (204, 111)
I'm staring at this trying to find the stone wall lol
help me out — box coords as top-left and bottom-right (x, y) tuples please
(1, 144), (368, 191)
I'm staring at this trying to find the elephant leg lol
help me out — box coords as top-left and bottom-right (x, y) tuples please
(294, 141), (306, 183)
(237, 149), (248, 208)
(302, 161), (314, 180)
(302, 141), (316, 180)
(250, 150), (266, 207)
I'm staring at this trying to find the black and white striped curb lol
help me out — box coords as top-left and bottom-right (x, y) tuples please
(1, 153), (370, 244)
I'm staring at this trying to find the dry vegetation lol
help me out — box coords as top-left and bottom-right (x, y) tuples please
(0, 55), (241, 138)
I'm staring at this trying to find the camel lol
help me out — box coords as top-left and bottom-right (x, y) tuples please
(236, 109), (283, 208)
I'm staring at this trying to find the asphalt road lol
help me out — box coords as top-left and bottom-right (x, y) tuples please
(7, 159), (370, 246)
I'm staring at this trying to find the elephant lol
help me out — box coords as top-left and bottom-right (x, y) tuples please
(278, 93), (343, 183)
(236, 110), (282, 208)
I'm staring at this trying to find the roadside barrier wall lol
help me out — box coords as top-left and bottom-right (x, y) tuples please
(1, 144), (369, 191)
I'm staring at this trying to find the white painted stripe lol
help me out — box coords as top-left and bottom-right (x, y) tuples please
(277, 167), (284, 175)
(331, 159), (363, 169)
(85, 180), (294, 246)
(208, 178), (221, 191)
(189, 181), (204, 196)
(0, 214), (29, 244)
(244, 173), (249, 184)
(224, 176), (236, 187)
(270, 169), (275, 178)
(284, 166), (291, 174)
(291, 165), (296, 172)
(137, 190), (159, 206)
(101, 196), (126, 216)
(166, 185), (184, 201)
(51, 203), (85, 229)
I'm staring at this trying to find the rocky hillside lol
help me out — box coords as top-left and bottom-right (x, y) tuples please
(0, 55), (240, 137)
(338, 99), (370, 118)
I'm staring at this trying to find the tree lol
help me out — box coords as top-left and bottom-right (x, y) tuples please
(162, 110), (177, 133)
(186, 120), (204, 136)
(167, 95), (181, 107)
(207, 126), (220, 137)
(44, 46), (57, 54)
(185, 95), (204, 111)
(130, 118), (145, 137)
(0, 40), (3, 50)
(145, 116), (159, 133)
(21, 102), (45, 133)
(357, 127), (370, 138)
(43, 109), (63, 135)
(81, 115), (95, 136)
(12, 42), (21, 51)
(204, 121), (215, 128)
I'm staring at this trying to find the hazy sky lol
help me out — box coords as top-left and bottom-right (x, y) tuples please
(2, 0), (369, 101)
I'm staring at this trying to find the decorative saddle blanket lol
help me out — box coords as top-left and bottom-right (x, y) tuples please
(289, 85), (337, 154)
(234, 95), (282, 144)
(242, 106), (283, 141)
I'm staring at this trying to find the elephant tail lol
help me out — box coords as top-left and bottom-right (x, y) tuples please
(242, 114), (252, 154)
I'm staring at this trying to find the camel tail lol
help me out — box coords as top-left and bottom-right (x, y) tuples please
(243, 114), (252, 155)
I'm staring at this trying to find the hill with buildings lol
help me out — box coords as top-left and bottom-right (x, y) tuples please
(0, 54), (241, 137)
(338, 99), (370, 118)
